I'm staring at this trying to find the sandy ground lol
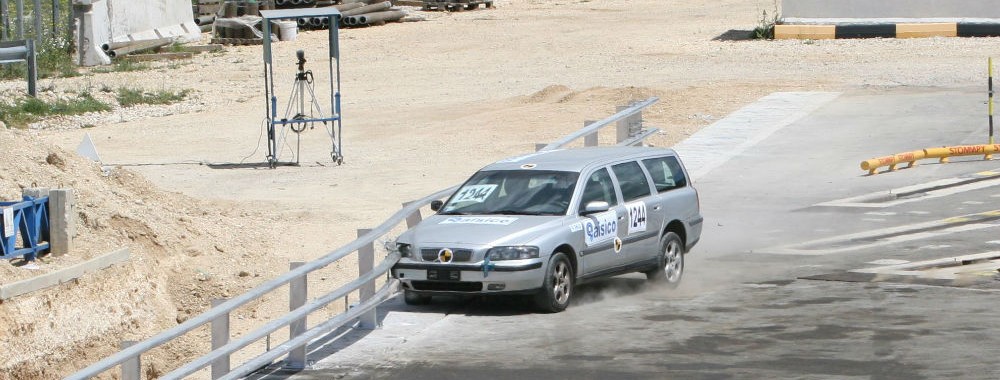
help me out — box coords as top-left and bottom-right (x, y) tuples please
(1, 0), (1000, 378)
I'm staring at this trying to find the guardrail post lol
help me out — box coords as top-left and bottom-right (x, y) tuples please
(31, 0), (40, 44)
(584, 120), (597, 147)
(49, 189), (73, 256)
(402, 202), (422, 229)
(14, 0), (22, 39)
(616, 105), (643, 144)
(120, 340), (140, 380)
(287, 261), (307, 369)
(25, 38), (35, 97)
(1, 0), (7, 41)
(210, 298), (230, 379)
(357, 228), (377, 329)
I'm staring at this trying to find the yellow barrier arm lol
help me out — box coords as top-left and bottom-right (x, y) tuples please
(861, 144), (1000, 175)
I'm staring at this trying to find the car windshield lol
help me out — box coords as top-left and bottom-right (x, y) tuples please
(441, 170), (579, 216)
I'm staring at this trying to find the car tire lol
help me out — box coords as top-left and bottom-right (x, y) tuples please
(403, 290), (432, 305)
(534, 252), (574, 313)
(645, 232), (684, 288)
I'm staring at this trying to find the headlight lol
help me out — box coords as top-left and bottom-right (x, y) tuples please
(396, 243), (412, 258)
(487, 246), (539, 261)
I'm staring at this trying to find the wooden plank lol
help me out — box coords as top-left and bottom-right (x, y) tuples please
(0, 247), (130, 300)
(121, 52), (195, 62)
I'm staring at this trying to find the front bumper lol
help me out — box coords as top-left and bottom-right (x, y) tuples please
(392, 260), (544, 294)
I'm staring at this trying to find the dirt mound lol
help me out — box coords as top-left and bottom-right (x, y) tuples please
(0, 128), (283, 379)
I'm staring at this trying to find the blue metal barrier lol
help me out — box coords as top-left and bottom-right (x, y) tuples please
(0, 195), (50, 261)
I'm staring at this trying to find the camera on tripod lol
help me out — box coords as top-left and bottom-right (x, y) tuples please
(296, 50), (309, 80)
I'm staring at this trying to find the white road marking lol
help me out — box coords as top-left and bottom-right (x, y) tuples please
(817, 171), (1000, 208)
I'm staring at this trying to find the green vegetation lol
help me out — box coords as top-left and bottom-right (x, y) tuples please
(0, 0), (79, 79)
(91, 60), (151, 74)
(752, 1), (780, 40)
(116, 88), (190, 107)
(0, 93), (111, 129)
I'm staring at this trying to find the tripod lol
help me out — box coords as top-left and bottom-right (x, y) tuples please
(279, 49), (332, 165)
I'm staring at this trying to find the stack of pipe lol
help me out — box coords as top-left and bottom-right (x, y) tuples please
(296, 1), (406, 30)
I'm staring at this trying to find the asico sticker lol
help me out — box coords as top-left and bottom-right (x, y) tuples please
(439, 216), (518, 225)
(626, 201), (647, 234)
(583, 210), (617, 246)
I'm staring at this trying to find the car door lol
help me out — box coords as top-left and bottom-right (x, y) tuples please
(641, 155), (700, 250)
(576, 167), (626, 276)
(609, 160), (660, 265)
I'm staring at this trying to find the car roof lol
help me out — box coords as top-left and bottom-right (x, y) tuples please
(481, 146), (678, 172)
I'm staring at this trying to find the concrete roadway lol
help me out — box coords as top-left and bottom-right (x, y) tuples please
(253, 87), (1000, 380)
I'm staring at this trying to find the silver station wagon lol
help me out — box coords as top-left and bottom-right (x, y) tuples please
(391, 146), (703, 312)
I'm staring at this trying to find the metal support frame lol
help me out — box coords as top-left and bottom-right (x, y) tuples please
(260, 8), (343, 168)
(0, 39), (37, 96)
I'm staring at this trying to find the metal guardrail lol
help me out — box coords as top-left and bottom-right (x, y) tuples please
(68, 97), (660, 380)
(0, 39), (37, 96)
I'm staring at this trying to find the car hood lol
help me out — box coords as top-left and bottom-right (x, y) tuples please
(401, 214), (570, 247)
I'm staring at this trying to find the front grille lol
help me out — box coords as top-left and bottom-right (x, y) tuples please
(420, 248), (473, 262)
(411, 281), (483, 292)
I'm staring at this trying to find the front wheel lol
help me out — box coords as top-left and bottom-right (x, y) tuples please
(534, 252), (574, 313)
(646, 232), (684, 288)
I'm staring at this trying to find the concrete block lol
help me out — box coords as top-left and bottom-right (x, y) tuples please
(896, 23), (958, 38)
(774, 24), (836, 40)
(49, 189), (74, 256)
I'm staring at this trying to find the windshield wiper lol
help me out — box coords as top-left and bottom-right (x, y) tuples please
(438, 210), (469, 215)
(489, 210), (546, 216)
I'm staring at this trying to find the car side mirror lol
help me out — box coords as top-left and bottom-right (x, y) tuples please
(581, 201), (610, 215)
(430, 200), (443, 212)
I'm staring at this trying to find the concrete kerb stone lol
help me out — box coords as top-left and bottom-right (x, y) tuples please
(776, 20), (1000, 40)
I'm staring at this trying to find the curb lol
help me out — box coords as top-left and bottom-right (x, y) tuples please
(776, 22), (1000, 39)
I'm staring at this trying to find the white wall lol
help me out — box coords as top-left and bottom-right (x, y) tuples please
(782, 0), (1000, 19)
(76, 0), (201, 66)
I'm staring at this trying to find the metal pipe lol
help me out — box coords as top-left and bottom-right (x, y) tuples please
(296, 17), (308, 27)
(102, 37), (173, 53)
(356, 10), (405, 25)
(31, 0), (39, 43)
(340, 1), (390, 17)
(309, 17), (323, 27)
(274, 0), (287, 5)
(195, 15), (216, 26)
(107, 39), (172, 58)
(0, 44), (27, 61)
(332, 2), (364, 12)
(320, 16), (330, 28)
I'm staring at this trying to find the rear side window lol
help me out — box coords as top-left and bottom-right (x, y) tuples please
(641, 156), (687, 193)
(578, 168), (617, 213)
(611, 161), (652, 202)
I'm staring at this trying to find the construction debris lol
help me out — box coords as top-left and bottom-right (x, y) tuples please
(422, 0), (493, 12)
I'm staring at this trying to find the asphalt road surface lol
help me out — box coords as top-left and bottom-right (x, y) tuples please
(252, 87), (1000, 380)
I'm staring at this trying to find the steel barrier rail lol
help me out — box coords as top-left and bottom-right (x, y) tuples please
(66, 186), (456, 380)
(860, 144), (1000, 174)
(69, 97), (660, 380)
(161, 253), (402, 379)
(219, 280), (399, 380)
(539, 97), (659, 151)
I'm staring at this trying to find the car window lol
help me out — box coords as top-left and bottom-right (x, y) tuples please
(442, 170), (578, 216)
(578, 168), (617, 213)
(641, 156), (687, 193)
(611, 161), (652, 202)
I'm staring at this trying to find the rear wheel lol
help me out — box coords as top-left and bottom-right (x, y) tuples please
(645, 232), (684, 288)
(534, 252), (574, 313)
(403, 290), (432, 305)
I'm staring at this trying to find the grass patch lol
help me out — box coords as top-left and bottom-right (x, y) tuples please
(116, 88), (190, 107)
(751, 0), (780, 40)
(0, 93), (111, 128)
(91, 60), (152, 74)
